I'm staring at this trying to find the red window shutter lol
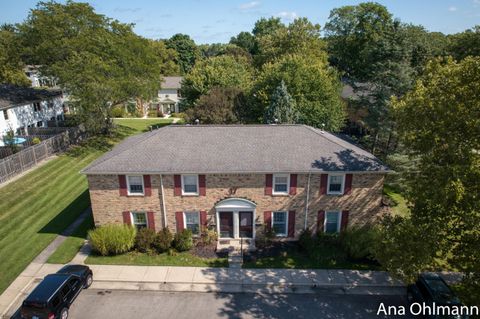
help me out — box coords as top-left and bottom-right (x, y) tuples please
(288, 210), (296, 237)
(144, 175), (152, 196)
(119, 175), (127, 196)
(317, 210), (325, 233)
(147, 211), (156, 230)
(174, 175), (182, 196)
(344, 174), (353, 195)
(319, 174), (328, 195)
(175, 211), (184, 232)
(200, 211), (207, 229)
(289, 174), (297, 195)
(199, 175), (206, 196)
(265, 174), (273, 195)
(341, 210), (349, 232)
(264, 211), (272, 229)
(122, 211), (131, 225)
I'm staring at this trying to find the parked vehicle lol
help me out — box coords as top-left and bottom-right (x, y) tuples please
(407, 273), (469, 319)
(20, 265), (93, 319)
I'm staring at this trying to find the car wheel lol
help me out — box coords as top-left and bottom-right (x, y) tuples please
(60, 307), (69, 319)
(84, 274), (93, 288)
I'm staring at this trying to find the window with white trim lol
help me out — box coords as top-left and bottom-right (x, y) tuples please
(33, 102), (41, 112)
(272, 211), (288, 236)
(127, 175), (144, 195)
(2, 110), (8, 120)
(325, 211), (341, 234)
(131, 212), (147, 229)
(273, 174), (289, 195)
(327, 174), (345, 195)
(182, 174), (198, 195)
(184, 212), (200, 235)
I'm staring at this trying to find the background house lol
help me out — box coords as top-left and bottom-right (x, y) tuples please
(0, 84), (65, 141)
(151, 76), (182, 114)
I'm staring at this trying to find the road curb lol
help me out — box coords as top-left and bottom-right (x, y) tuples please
(90, 280), (406, 295)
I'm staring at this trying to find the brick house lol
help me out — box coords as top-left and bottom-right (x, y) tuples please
(82, 125), (389, 242)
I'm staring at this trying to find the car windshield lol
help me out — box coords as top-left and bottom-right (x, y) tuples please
(425, 279), (454, 299)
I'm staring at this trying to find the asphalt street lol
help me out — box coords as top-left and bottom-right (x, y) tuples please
(69, 290), (412, 319)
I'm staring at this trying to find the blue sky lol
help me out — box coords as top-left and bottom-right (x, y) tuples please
(1, 0), (479, 44)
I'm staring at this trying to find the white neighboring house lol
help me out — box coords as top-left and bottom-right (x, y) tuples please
(152, 76), (182, 114)
(24, 65), (58, 88)
(0, 84), (65, 141)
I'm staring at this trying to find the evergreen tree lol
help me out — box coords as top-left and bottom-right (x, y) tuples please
(264, 81), (298, 124)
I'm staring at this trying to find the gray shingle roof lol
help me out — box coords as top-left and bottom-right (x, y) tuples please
(0, 84), (62, 110)
(161, 76), (182, 89)
(83, 125), (388, 175)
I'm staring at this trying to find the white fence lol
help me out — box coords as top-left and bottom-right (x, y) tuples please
(0, 126), (86, 184)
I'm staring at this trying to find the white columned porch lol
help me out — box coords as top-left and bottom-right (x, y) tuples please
(215, 198), (256, 240)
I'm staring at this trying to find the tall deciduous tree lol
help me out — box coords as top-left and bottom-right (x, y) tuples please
(385, 57), (480, 289)
(165, 33), (199, 74)
(264, 81), (298, 124)
(0, 25), (30, 86)
(18, 1), (163, 133)
(254, 54), (345, 130)
(185, 87), (246, 124)
(180, 55), (253, 108)
(448, 25), (480, 61)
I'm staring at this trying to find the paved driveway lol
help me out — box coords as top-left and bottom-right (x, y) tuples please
(69, 290), (412, 319)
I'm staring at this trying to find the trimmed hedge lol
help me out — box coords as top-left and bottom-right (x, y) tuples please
(173, 229), (193, 252)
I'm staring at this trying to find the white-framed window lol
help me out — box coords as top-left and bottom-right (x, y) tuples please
(324, 211), (341, 234)
(127, 175), (144, 195)
(273, 174), (290, 195)
(131, 212), (147, 229)
(2, 109), (8, 120)
(272, 211), (288, 237)
(181, 174), (199, 195)
(327, 174), (345, 195)
(36, 121), (43, 127)
(184, 212), (200, 235)
(33, 102), (41, 112)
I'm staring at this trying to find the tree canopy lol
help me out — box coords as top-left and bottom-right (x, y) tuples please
(165, 33), (199, 74)
(264, 81), (298, 124)
(0, 25), (30, 86)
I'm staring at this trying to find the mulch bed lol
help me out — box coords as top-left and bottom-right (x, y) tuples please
(191, 242), (228, 259)
(243, 241), (298, 262)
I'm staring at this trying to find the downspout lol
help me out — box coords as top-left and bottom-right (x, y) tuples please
(160, 174), (168, 227)
(304, 171), (312, 230)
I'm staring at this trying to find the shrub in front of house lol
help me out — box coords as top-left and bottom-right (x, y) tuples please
(255, 225), (276, 249)
(198, 228), (217, 246)
(135, 228), (157, 253)
(340, 225), (380, 260)
(173, 229), (193, 252)
(32, 137), (41, 145)
(298, 228), (315, 252)
(88, 224), (136, 256)
(154, 227), (174, 253)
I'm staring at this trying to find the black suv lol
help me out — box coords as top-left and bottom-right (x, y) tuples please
(20, 265), (93, 319)
(407, 273), (469, 319)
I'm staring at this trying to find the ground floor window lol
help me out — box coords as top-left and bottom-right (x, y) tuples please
(131, 212), (147, 229)
(184, 212), (200, 234)
(272, 211), (288, 236)
(325, 211), (341, 233)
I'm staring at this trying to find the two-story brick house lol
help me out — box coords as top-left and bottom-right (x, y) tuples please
(82, 125), (389, 243)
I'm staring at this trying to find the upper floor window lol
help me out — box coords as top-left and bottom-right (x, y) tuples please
(131, 212), (147, 229)
(177, 89), (181, 97)
(33, 102), (41, 112)
(272, 211), (288, 236)
(127, 175), (144, 195)
(36, 121), (43, 127)
(273, 174), (289, 195)
(182, 174), (198, 195)
(327, 174), (345, 195)
(184, 212), (200, 235)
(325, 211), (341, 234)
(2, 110), (8, 120)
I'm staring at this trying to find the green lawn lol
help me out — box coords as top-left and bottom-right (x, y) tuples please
(85, 251), (228, 267)
(113, 118), (174, 133)
(47, 214), (94, 264)
(0, 125), (137, 294)
(383, 185), (410, 217)
(243, 245), (380, 270)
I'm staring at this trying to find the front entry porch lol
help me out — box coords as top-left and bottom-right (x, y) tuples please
(215, 198), (257, 253)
